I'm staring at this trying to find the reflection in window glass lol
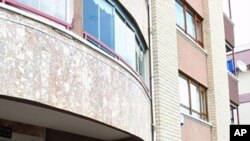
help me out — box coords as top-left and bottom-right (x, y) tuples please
(175, 1), (185, 29)
(84, 0), (98, 38)
(179, 76), (190, 108)
(100, 3), (114, 49)
(186, 11), (195, 38)
(190, 83), (200, 113)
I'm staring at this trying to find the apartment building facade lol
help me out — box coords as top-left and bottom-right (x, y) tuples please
(0, 0), (237, 141)
(231, 44), (250, 124)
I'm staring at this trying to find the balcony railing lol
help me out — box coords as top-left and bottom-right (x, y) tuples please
(0, 0), (72, 29)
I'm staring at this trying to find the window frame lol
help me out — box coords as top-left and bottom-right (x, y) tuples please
(1, 0), (72, 29)
(175, 0), (204, 47)
(82, 0), (147, 80)
(179, 73), (208, 121)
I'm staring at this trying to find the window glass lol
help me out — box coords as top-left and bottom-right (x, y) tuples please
(100, 2), (114, 49)
(125, 25), (136, 68)
(16, 0), (66, 21)
(200, 90), (207, 113)
(190, 83), (200, 112)
(186, 11), (195, 38)
(179, 76), (190, 107)
(136, 42), (145, 78)
(196, 20), (202, 43)
(16, 0), (38, 8)
(39, 0), (66, 21)
(84, 0), (99, 39)
(84, 0), (146, 78)
(175, 1), (185, 29)
(115, 13), (126, 60)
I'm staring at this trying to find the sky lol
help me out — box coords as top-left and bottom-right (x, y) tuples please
(231, 0), (250, 47)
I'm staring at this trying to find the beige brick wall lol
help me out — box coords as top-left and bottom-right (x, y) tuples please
(151, 0), (181, 140)
(203, 0), (231, 141)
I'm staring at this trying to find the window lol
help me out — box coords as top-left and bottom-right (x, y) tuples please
(16, 0), (67, 21)
(230, 104), (238, 124)
(83, 0), (114, 49)
(179, 74), (208, 121)
(175, 0), (203, 46)
(175, 1), (185, 29)
(83, 0), (147, 79)
(186, 11), (195, 38)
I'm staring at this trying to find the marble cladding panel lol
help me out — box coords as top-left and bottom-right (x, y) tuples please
(0, 9), (151, 141)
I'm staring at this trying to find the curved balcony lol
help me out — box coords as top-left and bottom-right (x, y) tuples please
(0, 3), (151, 141)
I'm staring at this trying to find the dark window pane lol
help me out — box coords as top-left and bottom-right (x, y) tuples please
(84, 0), (98, 38)
(100, 6), (114, 49)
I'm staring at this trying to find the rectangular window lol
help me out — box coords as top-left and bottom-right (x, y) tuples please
(179, 74), (208, 121)
(16, 0), (67, 21)
(195, 19), (203, 44)
(175, 0), (203, 46)
(186, 11), (195, 38)
(83, 0), (114, 49)
(179, 76), (190, 115)
(175, 1), (185, 29)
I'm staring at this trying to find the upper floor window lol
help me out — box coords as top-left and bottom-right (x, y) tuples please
(16, 0), (67, 21)
(175, 0), (203, 46)
(83, 0), (147, 79)
(179, 74), (208, 121)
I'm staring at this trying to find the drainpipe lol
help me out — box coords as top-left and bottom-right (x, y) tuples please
(147, 0), (156, 141)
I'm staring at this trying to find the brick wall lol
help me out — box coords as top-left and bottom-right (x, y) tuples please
(151, 0), (181, 140)
(203, 0), (231, 141)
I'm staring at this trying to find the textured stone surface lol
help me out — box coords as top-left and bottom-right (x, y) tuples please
(0, 9), (151, 141)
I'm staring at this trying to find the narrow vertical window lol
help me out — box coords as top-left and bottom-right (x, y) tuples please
(195, 19), (203, 44)
(200, 88), (208, 121)
(179, 76), (190, 115)
(175, 1), (185, 29)
(190, 83), (201, 118)
(83, 0), (98, 38)
(186, 11), (195, 38)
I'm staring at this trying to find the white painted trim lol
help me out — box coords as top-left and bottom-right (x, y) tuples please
(228, 71), (239, 82)
(181, 113), (212, 127)
(176, 27), (208, 55)
(223, 13), (234, 26)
